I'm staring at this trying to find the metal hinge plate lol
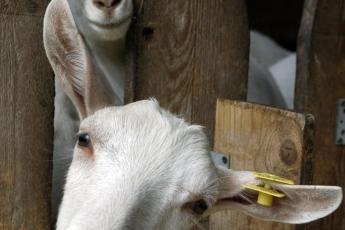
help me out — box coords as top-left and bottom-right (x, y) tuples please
(336, 98), (345, 145)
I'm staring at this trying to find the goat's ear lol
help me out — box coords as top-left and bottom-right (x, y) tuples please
(43, 0), (115, 119)
(206, 167), (342, 224)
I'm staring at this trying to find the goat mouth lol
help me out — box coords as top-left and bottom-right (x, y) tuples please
(89, 15), (132, 29)
(202, 190), (258, 217)
(224, 190), (258, 205)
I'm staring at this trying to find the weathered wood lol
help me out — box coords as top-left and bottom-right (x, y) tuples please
(131, 0), (249, 145)
(129, 1), (248, 229)
(295, 0), (345, 229)
(209, 99), (306, 230)
(0, 1), (54, 229)
(0, 0), (47, 16)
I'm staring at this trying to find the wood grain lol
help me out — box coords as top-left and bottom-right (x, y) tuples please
(296, 0), (345, 229)
(209, 99), (306, 230)
(0, 0), (48, 17)
(129, 1), (249, 229)
(131, 0), (249, 146)
(0, 5), (54, 230)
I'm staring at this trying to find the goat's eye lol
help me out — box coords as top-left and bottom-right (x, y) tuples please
(184, 199), (209, 215)
(77, 133), (91, 147)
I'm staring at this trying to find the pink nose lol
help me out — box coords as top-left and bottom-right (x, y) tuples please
(92, 0), (121, 10)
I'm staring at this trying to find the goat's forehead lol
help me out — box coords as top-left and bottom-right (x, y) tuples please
(77, 101), (218, 200)
(79, 100), (212, 168)
(81, 100), (194, 138)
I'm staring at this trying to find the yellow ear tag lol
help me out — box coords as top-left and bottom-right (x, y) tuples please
(242, 172), (294, 207)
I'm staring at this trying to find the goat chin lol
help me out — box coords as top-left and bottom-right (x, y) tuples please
(68, 0), (133, 42)
(87, 19), (132, 41)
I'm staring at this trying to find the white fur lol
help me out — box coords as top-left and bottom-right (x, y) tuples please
(45, 0), (133, 220)
(57, 100), (219, 229)
(56, 100), (342, 230)
(69, 0), (133, 41)
(68, 0), (133, 101)
(84, 0), (133, 41)
(44, 2), (343, 229)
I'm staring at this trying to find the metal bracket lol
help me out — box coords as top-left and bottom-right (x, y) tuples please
(211, 151), (231, 169)
(336, 98), (345, 145)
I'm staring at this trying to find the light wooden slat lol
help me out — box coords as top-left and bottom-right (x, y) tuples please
(210, 99), (306, 230)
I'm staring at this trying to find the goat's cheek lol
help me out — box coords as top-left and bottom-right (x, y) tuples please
(179, 212), (195, 230)
(83, 147), (94, 158)
(76, 146), (94, 160)
(179, 209), (205, 229)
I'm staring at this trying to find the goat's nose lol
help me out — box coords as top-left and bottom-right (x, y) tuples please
(93, 0), (121, 10)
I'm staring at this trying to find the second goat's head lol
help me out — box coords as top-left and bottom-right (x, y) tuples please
(44, 1), (342, 229)
(68, 0), (133, 41)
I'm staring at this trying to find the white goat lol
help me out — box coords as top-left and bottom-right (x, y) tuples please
(44, 1), (342, 229)
(54, 98), (343, 230)
(47, 0), (133, 219)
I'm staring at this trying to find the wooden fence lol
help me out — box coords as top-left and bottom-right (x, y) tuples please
(296, 0), (345, 229)
(0, 0), (344, 229)
(0, 0), (54, 229)
(209, 99), (313, 230)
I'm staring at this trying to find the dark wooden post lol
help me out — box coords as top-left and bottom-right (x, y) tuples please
(128, 1), (248, 228)
(130, 0), (249, 146)
(0, 1), (54, 229)
(127, 0), (249, 227)
(296, 0), (345, 229)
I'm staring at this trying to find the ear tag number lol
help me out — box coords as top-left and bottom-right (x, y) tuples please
(242, 172), (294, 207)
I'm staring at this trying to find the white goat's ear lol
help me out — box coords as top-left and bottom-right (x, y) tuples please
(43, 0), (114, 119)
(206, 168), (342, 224)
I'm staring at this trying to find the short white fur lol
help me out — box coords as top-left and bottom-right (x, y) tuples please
(55, 99), (342, 230)
(45, 0), (133, 220)
(43, 1), (343, 229)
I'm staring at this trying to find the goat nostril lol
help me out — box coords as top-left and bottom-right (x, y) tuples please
(93, 0), (105, 9)
(111, 0), (122, 7)
(93, 1), (105, 8)
(93, 0), (121, 9)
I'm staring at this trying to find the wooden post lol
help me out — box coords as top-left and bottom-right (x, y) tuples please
(295, 0), (345, 229)
(130, 0), (249, 146)
(0, 1), (54, 229)
(129, 1), (248, 228)
(209, 99), (309, 230)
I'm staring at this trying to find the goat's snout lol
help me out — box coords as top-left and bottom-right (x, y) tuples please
(92, 0), (122, 11)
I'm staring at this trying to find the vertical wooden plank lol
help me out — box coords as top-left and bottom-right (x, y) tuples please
(296, 0), (345, 229)
(131, 0), (248, 145)
(0, 1), (54, 229)
(130, 1), (248, 228)
(210, 99), (306, 230)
